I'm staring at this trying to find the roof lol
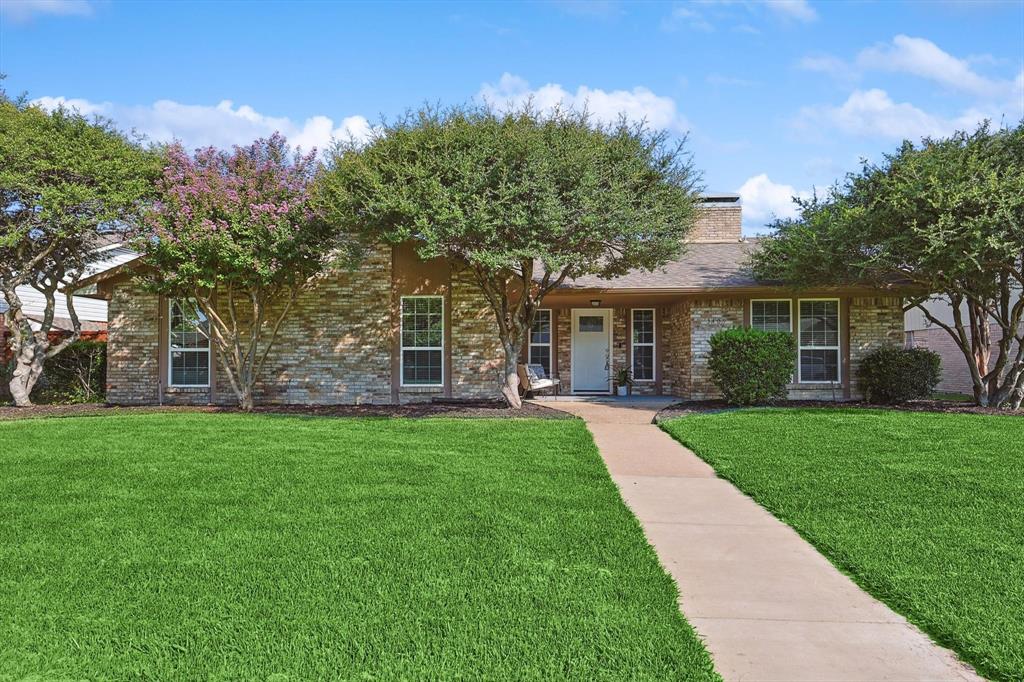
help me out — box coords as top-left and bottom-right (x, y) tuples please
(560, 239), (762, 292)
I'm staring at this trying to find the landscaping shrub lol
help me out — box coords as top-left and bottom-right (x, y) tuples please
(858, 344), (941, 404)
(34, 340), (107, 404)
(708, 327), (796, 406)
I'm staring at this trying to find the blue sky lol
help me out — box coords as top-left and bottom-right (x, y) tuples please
(1, 0), (1022, 233)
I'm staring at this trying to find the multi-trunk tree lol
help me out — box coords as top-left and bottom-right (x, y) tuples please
(0, 94), (157, 406)
(137, 134), (334, 411)
(314, 105), (701, 407)
(751, 123), (1024, 409)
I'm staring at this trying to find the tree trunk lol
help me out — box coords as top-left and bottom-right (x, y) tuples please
(501, 339), (522, 409)
(9, 335), (47, 407)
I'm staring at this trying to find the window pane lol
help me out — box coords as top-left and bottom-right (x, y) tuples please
(752, 300), (791, 332)
(170, 300), (210, 349)
(800, 349), (839, 382)
(633, 345), (654, 381)
(530, 311), (551, 345)
(401, 297), (443, 349)
(403, 349), (442, 385)
(171, 350), (209, 386)
(529, 346), (551, 376)
(632, 310), (654, 344)
(799, 300), (839, 347)
(579, 316), (604, 332)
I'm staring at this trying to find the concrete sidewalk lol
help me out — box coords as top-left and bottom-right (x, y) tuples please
(543, 398), (980, 682)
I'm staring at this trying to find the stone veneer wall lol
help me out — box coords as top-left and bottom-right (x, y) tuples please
(106, 281), (161, 405)
(661, 301), (691, 398)
(556, 310), (572, 393)
(449, 272), (504, 400)
(689, 298), (745, 399)
(848, 295), (904, 398)
(254, 246), (393, 405)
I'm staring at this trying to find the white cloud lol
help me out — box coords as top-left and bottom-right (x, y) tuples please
(737, 173), (811, 225)
(478, 73), (690, 133)
(795, 88), (994, 141)
(0, 0), (92, 22)
(30, 96), (373, 153)
(764, 0), (817, 23)
(857, 35), (1009, 98)
(797, 54), (857, 83)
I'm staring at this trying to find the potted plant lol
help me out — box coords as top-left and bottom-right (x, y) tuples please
(613, 367), (633, 397)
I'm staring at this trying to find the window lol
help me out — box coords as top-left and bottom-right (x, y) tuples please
(578, 315), (604, 332)
(401, 296), (443, 386)
(799, 299), (840, 382)
(631, 309), (655, 381)
(168, 299), (210, 387)
(751, 300), (792, 332)
(529, 309), (552, 376)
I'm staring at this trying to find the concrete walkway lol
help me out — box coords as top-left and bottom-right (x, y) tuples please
(542, 398), (981, 682)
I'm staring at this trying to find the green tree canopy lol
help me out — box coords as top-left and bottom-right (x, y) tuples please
(314, 105), (701, 406)
(0, 93), (158, 406)
(751, 122), (1024, 408)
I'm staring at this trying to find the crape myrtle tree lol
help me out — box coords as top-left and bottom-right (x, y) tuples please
(138, 134), (334, 411)
(0, 93), (157, 406)
(315, 105), (701, 407)
(751, 122), (1024, 409)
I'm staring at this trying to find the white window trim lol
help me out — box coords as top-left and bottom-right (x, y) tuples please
(399, 295), (445, 388)
(631, 308), (656, 383)
(797, 297), (841, 384)
(528, 309), (552, 374)
(167, 299), (211, 388)
(750, 299), (793, 333)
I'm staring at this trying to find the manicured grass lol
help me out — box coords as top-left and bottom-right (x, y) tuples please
(0, 414), (717, 680)
(661, 409), (1024, 681)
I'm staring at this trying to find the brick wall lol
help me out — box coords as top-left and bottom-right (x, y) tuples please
(106, 281), (161, 405)
(689, 298), (745, 399)
(661, 301), (691, 398)
(908, 323), (1020, 395)
(849, 296), (904, 398)
(450, 272), (504, 399)
(556, 310), (572, 394)
(256, 247), (393, 405)
(690, 205), (742, 243)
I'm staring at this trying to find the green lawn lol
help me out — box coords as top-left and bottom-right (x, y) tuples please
(0, 414), (717, 680)
(661, 409), (1024, 681)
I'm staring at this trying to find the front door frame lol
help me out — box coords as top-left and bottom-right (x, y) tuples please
(570, 308), (613, 394)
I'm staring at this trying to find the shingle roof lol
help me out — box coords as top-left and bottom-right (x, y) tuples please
(559, 239), (763, 291)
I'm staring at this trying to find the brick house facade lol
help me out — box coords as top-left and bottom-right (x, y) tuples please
(84, 194), (908, 406)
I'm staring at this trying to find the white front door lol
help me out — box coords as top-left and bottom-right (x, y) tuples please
(571, 309), (612, 393)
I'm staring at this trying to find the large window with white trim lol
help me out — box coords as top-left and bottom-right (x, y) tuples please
(751, 299), (792, 332)
(631, 309), (655, 381)
(798, 299), (840, 382)
(168, 299), (210, 387)
(401, 296), (443, 386)
(528, 309), (552, 376)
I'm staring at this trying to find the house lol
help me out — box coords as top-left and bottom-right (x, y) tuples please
(0, 240), (138, 351)
(78, 194), (907, 406)
(905, 297), (1022, 395)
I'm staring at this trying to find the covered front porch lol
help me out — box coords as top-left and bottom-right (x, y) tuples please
(523, 289), (905, 402)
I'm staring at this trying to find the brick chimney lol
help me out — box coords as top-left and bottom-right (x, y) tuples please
(689, 193), (742, 242)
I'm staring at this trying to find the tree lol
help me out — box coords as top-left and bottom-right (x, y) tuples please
(137, 134), (333, 411)
(0, 94), (157, 406)
(751, 122), (1024, 409)
(314, 105), (701, 407)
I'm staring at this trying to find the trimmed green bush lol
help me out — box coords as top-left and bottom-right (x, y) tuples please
(34, 340), (107, 404)
(708, 327), (796, 406)
(858, 344), (941, 404)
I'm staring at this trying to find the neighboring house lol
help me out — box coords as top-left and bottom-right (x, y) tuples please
(79, 194), (907, 406)
(0, 241), (138, 349)
(905, 298), (1022, 395)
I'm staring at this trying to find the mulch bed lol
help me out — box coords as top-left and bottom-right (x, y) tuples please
(0, 400), (575, 422)
(655, 399), (1023, 421)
